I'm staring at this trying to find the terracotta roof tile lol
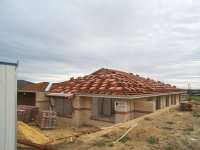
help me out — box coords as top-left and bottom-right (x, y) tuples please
(19, 82), (49, 92)
(50, 68), (182, 95)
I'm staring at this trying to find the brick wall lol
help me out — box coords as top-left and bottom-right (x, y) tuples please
(54, 94), (182, 126)
(35, 92), (50, 110)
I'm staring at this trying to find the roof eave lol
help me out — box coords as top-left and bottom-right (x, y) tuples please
(0, 61), (18, 66)
(45, 92), (73, 98)
(76, 91), (185, 99)
(17, 90), (37, 93)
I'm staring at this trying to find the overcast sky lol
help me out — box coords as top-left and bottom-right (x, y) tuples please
(0, 0), (200, 89)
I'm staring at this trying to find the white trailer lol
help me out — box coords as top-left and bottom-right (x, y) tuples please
(0, 61), (18, 150)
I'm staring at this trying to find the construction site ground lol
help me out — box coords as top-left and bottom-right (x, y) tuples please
(18, 100), (200, 150)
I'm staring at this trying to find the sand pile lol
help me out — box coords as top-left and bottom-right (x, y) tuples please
(17, 121), (50, 144)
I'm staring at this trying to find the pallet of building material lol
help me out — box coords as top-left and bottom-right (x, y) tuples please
(17, 109), (25, 121)
(38, 117), (56, 129)
(37, 110), (56, 129)
(18, 105), (39, 121)
(17, 105), (38, 121)
(179, 101), (193, 111)
(19, 107), (31, 123)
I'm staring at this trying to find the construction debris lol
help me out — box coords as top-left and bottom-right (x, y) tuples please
(17, 121), (50, 144)
(37, 110), (56, 129)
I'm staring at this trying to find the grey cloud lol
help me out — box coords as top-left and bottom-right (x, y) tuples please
(0, 0), (200, 88)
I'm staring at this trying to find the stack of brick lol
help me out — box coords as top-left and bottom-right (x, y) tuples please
(17, 109), (25, 121)
(37, 110), (56, 129)
(17, 105), (39, 123)
(17, 106), (31, 123)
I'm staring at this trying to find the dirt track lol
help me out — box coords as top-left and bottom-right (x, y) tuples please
(55, 102), (200, 150)
(17, 102), (200, 150)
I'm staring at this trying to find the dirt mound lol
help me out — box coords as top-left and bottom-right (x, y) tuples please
(132, 125), (163, 138)
(17, 121), (50, 144)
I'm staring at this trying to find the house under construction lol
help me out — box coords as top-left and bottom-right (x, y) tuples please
(46, 68), (184, 126)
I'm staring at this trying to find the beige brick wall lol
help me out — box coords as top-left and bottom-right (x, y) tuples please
(53, 96), (88, 126)
(114, 99), (131, 123)
(80, 110), (114, 126)
(130, 100), (135, 119)
(160, 96), (166, 109)
(56, 114), (114, 127)
(54, 94), (182, 126)
(35, 92), (50, 110)
(134, 101), (154, 112)
(115, 113), (130, 123)
(152, 96), (157, 110)
(56, 96), (114, 126)
(73, 96), (92, 125)
(76, 96), (91, 108)
(115, 98), (155, 121)
(56, 116), (73, 125)
(133, 99), (154, 119)
(176, 94), (180, 104)
(169, 95), (172, 106)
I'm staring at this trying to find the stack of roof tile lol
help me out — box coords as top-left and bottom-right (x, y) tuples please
(50, 68), (182, 95)
(37, 110), (56, 129)
(17, 105), (39, 123)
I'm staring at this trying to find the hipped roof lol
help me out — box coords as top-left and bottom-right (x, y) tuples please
(18, 82), (49, 92)
(50, 68), (182, 95)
